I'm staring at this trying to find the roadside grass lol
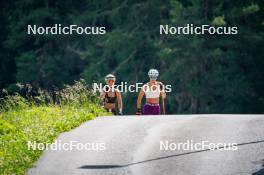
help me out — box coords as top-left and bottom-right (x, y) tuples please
(0, 80), (109, 175)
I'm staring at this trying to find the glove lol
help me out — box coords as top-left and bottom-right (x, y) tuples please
(136, 108), (142, 115)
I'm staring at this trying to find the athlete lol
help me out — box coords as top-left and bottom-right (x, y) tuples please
(100, 74), (123, 115)
(136, 69), (166, 115)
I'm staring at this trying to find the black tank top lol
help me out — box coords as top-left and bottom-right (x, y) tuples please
(104, 87), (117, 103)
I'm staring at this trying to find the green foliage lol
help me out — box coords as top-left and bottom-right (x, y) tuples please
(0, 117), (15, 135)
(0, 94), (29, 112)
(0, 0), (264, 114)
(0, 81), (109, 175)
(212, 15), (226, 25)
(243, 3), (260, 14)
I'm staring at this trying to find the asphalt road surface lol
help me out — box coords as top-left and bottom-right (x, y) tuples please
(28, 115), (264, 175)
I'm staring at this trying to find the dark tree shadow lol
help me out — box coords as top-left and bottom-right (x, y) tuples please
(79, 139), (264, 170)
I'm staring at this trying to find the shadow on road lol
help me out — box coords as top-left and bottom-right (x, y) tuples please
(252, 159), (264, 175)
(79, 139), (264, 170)
(79, 165), (124, 169)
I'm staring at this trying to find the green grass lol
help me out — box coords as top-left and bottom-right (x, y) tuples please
(0, 103), (108, 175)
(0, 80), (109, 175)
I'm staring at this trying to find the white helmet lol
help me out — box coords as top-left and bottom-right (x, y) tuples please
(105, 74), (116, 82)
(148, 69), (159, 80)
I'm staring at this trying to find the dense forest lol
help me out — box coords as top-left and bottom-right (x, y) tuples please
(0, 0), (263, 114)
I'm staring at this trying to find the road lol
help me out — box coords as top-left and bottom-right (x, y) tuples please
(28, 115), (264, 175)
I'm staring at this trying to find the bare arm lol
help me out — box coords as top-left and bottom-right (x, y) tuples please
(159, 82), (166, 114)
(160, 91), (166, 99)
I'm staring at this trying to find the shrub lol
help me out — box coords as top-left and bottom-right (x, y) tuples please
(0, 80), (109, 175)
